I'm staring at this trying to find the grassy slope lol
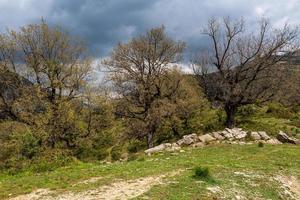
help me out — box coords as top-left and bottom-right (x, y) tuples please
(0, 144), (299, 200)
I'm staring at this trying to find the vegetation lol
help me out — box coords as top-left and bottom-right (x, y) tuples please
(0, 16), (300, 199)
(193, 17), (299, 128)
(0, 144), (299, 199)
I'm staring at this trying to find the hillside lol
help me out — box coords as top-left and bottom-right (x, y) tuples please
(1, 144), (299, 200)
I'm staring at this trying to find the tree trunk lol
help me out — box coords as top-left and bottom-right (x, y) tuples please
(147, 132), (154, 148)
(224, 104), (237, 128)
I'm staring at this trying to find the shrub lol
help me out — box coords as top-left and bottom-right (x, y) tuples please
(266, 103), (292, 119)
(237, 104), (257, 118)
(193, 166), (210, 179)
(110, 146), (123, 161)
(127, 140), (147, 153)
(258, 141), (264, 148)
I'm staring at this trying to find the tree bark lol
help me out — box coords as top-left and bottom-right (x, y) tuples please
(147, 132), (154, 148)
(224, 104), (237, 128)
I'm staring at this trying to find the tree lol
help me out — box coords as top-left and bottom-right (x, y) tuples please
(9, 21), (91, 147)
(193, 17), (299, 128)
(104, 26), (185, 148)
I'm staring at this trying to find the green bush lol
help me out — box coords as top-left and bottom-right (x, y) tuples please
(258, 141), (264, 148)
(110, 146), (123, 161)
(127, 140), (147, 153)
(30, 149), (74, 173)
(266, 103), (292, 119)
(237, 104), (257, 118)
(193, 166), (210, 179)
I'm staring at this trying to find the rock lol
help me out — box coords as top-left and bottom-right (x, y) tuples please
(171, 143), (179, 148)
(199, 134), (216, 143)
(250, 132), (261, 140)
(221, 130), (234, 140)
(223, 128), (247, 140)
(165, 143), (181, 152)
(177, 133), (198, 146)
(192, 142), (205, 148)
(145, 144), (166, 154)
(265, 138), (282, 145)
(277, 131), (300, 144)
(234, 131), (247, 140)
(211, 132), (225, 140)
(258, 131), (270, 140)
(177, 137), (194, 146)
(164, 143), (172, 147)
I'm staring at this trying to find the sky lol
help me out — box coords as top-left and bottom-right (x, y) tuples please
(0, 0), (299, 58)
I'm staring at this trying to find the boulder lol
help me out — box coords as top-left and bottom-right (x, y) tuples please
(234, 131), (247, 140)
(265, 139), (282, 145)
(199, 134), (216, 143)
(145, 144), (166, 154)
(183, 133), (199, 142)
(177, 133), (199, 146)
(258, 131), (270, 140)
(211, 132), (225, 140)
(221, 130), (234, 140)
(250, 132), (261, 140)
(277, 131), (300, 145)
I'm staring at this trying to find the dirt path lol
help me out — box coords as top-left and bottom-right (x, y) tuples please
(274, 175), (300, 200)
(10, 171), (181, 200)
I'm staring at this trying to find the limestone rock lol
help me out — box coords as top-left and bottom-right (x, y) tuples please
(258, 131), (270, 140)
(199, 134), (216, 143)
(211, 132), (225, 140)
(250, 132), (261, 140)
(221, 130), (234, 140)
(265, 138), (282, 145)
(234, 131), (247, 140)
(277, 131), (300, 145)
(145, 144), (166, 154)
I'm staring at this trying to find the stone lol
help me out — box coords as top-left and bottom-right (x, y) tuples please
(145, 144), (166, 154)
(265, 138), (282, 145)
(164, 143), (172, 147)
(250, 132), (261, 140)
(258, 131), (270, 140)
(177, 136), (194, 146)
(211, 132), (225, 140)
(198, 134), (216, 143)
(277, 131), (300, 145)
(171, 143), (179, 148)
(177, 133), (199, 146)
(221, 130), (234, 140)
(192, 142), (205, 148)
(234, 131), (247, 140)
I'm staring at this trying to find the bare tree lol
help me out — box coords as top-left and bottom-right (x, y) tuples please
(11, 21), (92, 104)
(104, 26), (185, 148)
(193, 17), (299, 128)
(0, 21), (93, 147)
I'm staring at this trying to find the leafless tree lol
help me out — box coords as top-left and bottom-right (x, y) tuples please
(193, 17), (299, 128)
(104, 26), (185, 148)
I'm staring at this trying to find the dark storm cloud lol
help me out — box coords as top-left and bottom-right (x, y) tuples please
(0, 0), (299, 57)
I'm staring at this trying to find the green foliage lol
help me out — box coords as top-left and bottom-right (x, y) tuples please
(192, 166), (214, 183)
(29, 149), (75, 173)
(110, 146), (123, 161)
(266, 103), (292, 119)
(127, 140), (147, 153)
(258, 141), (264, 148)
(237, 104), (257, 118)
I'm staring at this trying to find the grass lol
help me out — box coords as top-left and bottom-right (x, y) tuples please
(0, 144), (300, 199)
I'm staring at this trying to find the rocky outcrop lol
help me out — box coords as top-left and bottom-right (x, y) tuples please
(144, 128), (298, 155)
(199, 134), (216, 143)
(145, 143), (181, 154)
(277, 131), (300, 144)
